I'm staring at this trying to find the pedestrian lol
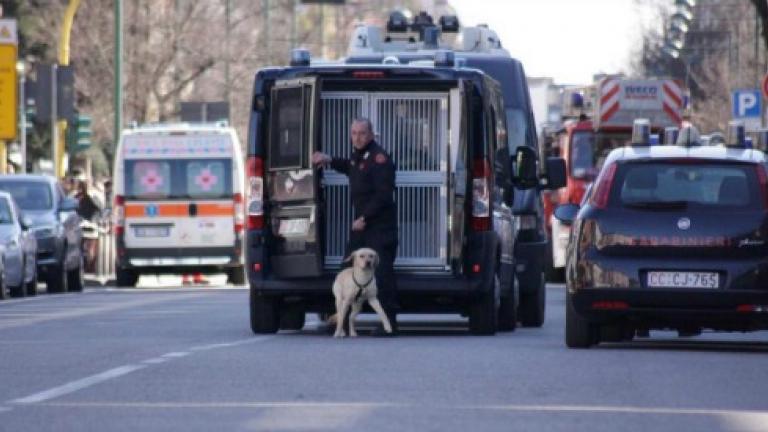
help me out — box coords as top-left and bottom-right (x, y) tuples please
(75, 180), (102, 273)
(312, 118), (399, 336)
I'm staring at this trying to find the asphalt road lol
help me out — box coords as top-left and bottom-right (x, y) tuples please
(0, 282), (767, 432)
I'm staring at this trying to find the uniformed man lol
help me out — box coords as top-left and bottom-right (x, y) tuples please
(312, 118), (399, 336)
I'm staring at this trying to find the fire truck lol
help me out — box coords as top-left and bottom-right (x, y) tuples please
(543, 76), (687, 279)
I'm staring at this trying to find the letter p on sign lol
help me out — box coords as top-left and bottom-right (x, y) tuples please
(732, 90), (761, 118)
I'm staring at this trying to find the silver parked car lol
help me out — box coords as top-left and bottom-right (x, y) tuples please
(0, 191), (38, 299)
(0, 175), (83, 293)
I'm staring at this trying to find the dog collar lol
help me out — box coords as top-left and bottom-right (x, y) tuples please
(352, 274), (374, 300)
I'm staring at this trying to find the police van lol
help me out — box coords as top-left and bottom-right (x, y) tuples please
(344, 12), (556, 327)
(112, 123), (246, 287)
(245, 28), (565, 336)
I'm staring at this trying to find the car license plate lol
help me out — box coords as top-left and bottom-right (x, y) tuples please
(134, 226), (170, 238)
(647, 271), (719, 288)
(278, 218), (309, 236)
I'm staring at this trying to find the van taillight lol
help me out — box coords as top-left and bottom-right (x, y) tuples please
(756, 165), (768, 209)
(247, 156), (264, 230)
(233, 193), (245, 233)
(590, 163), (617, 209)
(114, 195), (125, 236)
(472, 158), (491, 231)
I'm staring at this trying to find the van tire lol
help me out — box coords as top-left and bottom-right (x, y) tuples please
(565, 293), (597, 348)
(228, 265), (246, 285)
(469, 271), (499, 335)
(497, 274), (517, 332)
(519, 273), (546, 327)
(46, 265), (68, 293)
(116, 267), (138, 287)
(250, 292), (280, 334)
(25, 267), (38, 297)
(280, 305), (306, 331)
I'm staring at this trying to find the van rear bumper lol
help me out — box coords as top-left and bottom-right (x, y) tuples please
(119, 247), (242, 268)
(251, 273), (481, 295)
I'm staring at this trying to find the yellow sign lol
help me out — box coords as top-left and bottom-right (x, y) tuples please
(0, 44), (17, 140)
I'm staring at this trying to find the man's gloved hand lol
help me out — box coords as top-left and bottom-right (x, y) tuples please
(312, 152), (331, 166)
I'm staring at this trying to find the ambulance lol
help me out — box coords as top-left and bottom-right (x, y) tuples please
(112, 123), (246, 287)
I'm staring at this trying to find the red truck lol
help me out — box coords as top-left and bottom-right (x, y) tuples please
(542, 76), (687, 279)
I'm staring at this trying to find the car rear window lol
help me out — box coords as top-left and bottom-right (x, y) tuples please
(125, 159), (232, 200)
(613, 161), (762, 209)
(0, 181), (53, 211)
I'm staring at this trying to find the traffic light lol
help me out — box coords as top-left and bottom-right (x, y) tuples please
(66, 113), (92, 153)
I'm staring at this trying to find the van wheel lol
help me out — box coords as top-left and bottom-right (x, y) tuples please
(565, 293), (597, 348)
(228, 265), (246, 285)
(469, 271), (499, 335)
(46, 265), (68, 293)
(497, 274), (517, 332)
(116, 267), (138, 287)
(280, 305), (306, 330)
(519, 273), (546, 327)
(67, 258), (84, 292)
(250, 292), (280, 334)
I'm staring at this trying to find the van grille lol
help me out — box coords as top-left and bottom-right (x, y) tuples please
(321, 93), (449, 270)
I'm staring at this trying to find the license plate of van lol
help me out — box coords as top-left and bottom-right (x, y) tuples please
(134, 226), (170, 238)
(647, 271), (719, 289)
(278, 218), (309, 236)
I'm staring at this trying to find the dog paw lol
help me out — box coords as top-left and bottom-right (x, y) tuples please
(333, 332), (346, 338)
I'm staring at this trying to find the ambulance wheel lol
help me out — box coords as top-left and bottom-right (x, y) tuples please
(116, 267), (138, 287)
(250, 292), (280, 334)
(228, 265), (246, 285)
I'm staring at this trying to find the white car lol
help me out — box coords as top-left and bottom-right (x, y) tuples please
(0, 191), (38, 299)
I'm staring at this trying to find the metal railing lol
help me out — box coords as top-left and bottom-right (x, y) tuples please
(321, 92), (449, 270)
(83, 209), (115, 285)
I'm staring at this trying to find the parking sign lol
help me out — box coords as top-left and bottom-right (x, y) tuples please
(732, 89), (762, 130)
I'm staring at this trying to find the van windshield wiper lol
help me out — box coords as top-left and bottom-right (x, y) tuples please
(623, 200), (688, 210)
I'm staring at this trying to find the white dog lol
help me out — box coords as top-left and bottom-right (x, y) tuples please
(331, 248), (392, 338)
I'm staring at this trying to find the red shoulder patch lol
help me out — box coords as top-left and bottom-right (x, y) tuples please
(375, 153), (387, 164)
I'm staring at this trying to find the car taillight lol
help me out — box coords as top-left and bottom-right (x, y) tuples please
(472, 158), (491, 231)
(247, 156), (264, 230)
(756, 165), (768, 209)
(113, 194), (125, 237)
(233, 192), (245, 233)
(589, 163), (617, 209)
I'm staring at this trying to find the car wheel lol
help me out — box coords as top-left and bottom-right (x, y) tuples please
(115, 267), (138, 288)
(0, 273), (7, 300)
(228, 265), (246, 286)
(565, 292), (597, 348)
(25, 266), (38, 297)
(280, 305), (306, 331)
(519, 273), (546, 327)
(46, 264), (68, 293)
(497, 273), (518, 332)
(67, 257), (84, 292)
(250, 291), (280, 334)
(469, 269), (499, 335)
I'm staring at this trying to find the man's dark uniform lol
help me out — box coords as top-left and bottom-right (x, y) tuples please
(330, 140), (398, 320)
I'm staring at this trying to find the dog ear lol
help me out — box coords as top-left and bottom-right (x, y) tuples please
(342, 253), (354, 263)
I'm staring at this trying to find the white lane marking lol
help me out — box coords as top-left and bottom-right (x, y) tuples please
(11, 365), (147, 404)
(161, 352), (190, 358)
(27, 401), (768, 420)
(9, 336), (274, 405)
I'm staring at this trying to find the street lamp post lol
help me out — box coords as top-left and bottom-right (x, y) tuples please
(16, 60), (24, 173)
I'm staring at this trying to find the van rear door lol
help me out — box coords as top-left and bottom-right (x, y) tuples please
(266, 77), (324, 278)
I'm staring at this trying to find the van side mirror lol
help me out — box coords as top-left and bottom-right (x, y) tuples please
(542, 157), (566, 190)
(19, 214), (33, 231)
(512, 146), (538, 189)
(554, 203), (579, 226)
